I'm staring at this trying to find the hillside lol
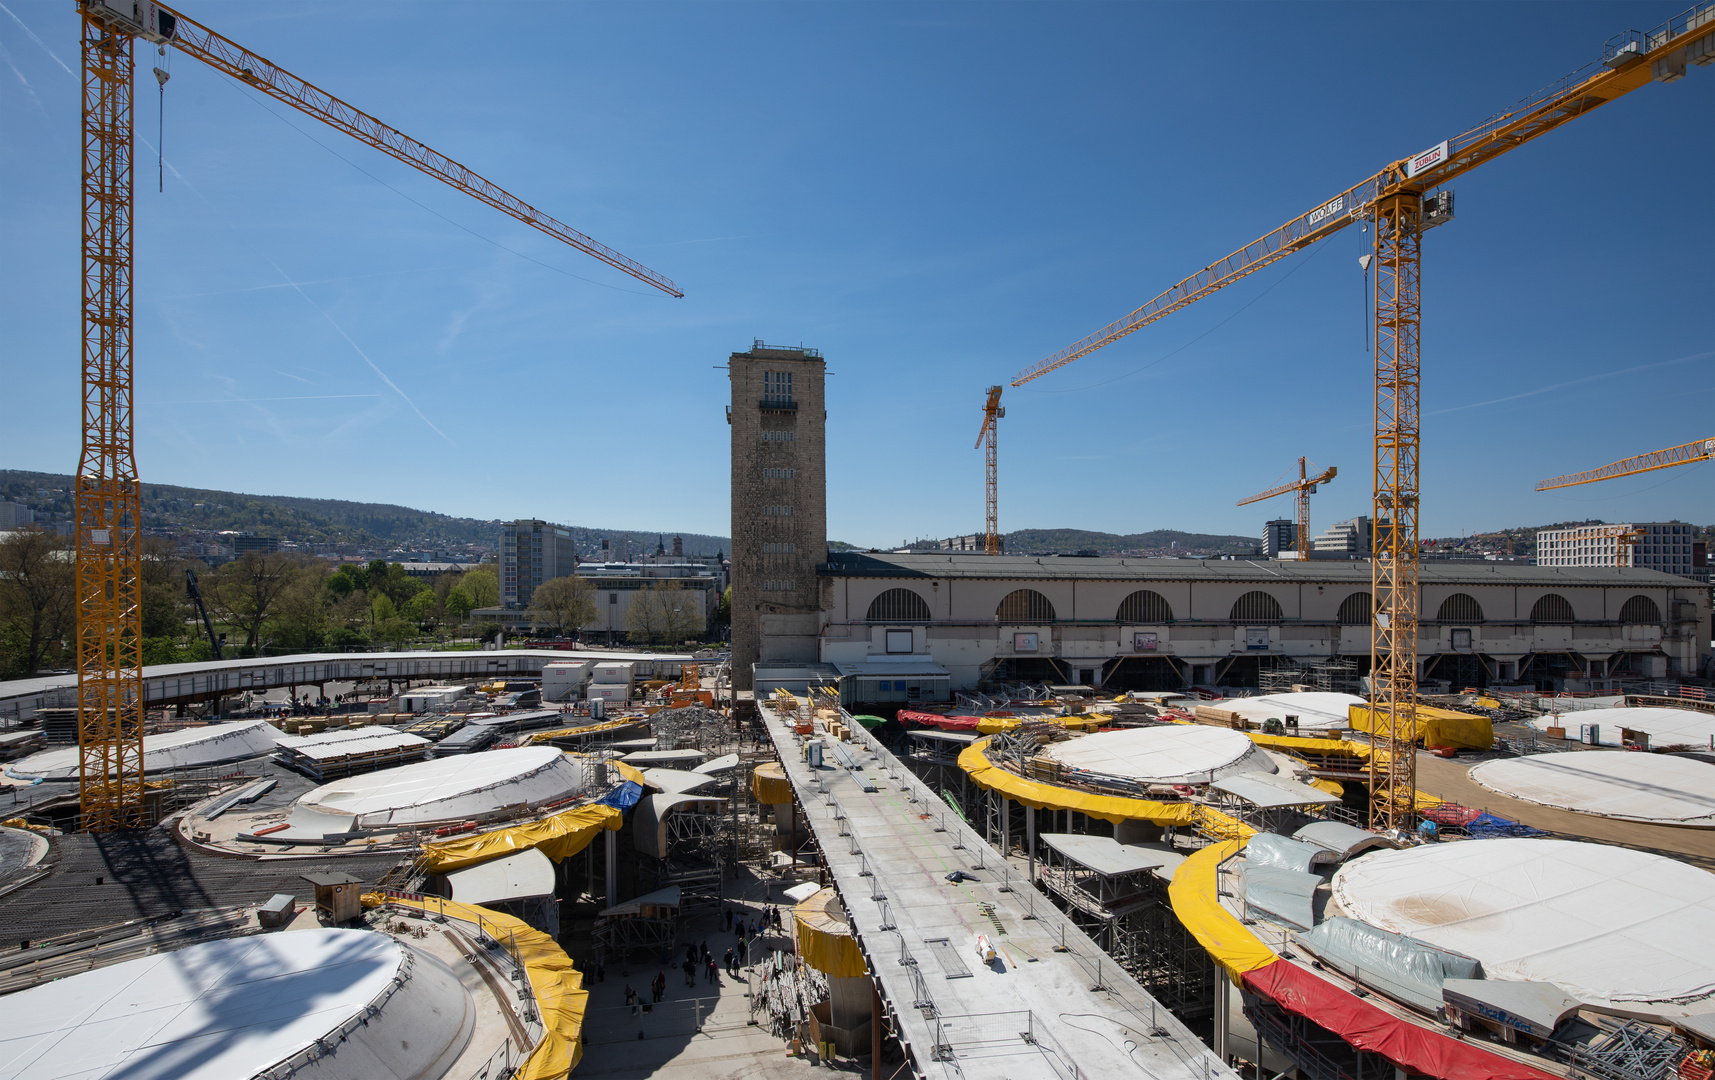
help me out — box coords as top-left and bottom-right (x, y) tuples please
(1003, 528), (1259, 556)
(0, 471), (730, 557)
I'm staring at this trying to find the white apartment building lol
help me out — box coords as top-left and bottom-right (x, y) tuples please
(1536, 522), (1701, 576)
(1312, 516), (1373, 557)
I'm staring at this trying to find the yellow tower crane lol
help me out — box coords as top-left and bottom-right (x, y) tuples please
(1535, 437), (1714, 490)
(1238, 459), (1338, 562)
(975, 386), (1005, 554)
(72, 0), (681, 830)
(1008, 11), (1712, 830)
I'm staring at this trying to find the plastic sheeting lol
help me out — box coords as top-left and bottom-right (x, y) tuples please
(751, 762), (794, 804)
(1348, 705), (1494, 751)
(1293, 917), (1482, 1014)
(1245, 832), (1337, 874)
(959, 740), (1253, 836)
(794, 887), (867, 978)
(1331, 837), (1715, 1007)
(6, 719), (283, 780)
(1468, 751), (1715, 826)
(294, 746), (586, 828)
(598, 780), (643, 811)
(1292, 820), (1395, 859)
(1040, 725), (1275, 785)
(362, 892), (590, 1080)
(609, 760), (649, 788)
(1166, 839), (1280, 982)
(1243, 866), (1322, 930)
(1243, 960), (1561, 1080)
(420, 803), (622, 873)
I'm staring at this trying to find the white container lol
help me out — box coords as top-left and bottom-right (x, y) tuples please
(592, 662), (635, 686)
(586, 683), (631, 704)
(542, 661), (593, 702)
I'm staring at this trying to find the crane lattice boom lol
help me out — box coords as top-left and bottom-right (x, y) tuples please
(1237, 459), (1336, 562)
(1535, 437), (1714, 490)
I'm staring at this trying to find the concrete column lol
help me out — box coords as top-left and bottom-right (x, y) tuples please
(1214, 972), (1230, 1063)
(1000, 796), (1010, 857)
(872, 980), (882, 1080)
(604, 829), (617, 909)
(1026, 804), (1036, 881)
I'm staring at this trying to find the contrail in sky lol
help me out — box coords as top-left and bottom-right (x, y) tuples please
(1429, 351), (1710, 416)
(0, 2), (73, 75)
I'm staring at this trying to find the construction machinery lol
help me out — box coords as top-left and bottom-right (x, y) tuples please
(184, 569), (221, 661)
(1535, 437), (1714, 490)
(72, 0), (680, 829)
(1237, 459), (1337, 562)
(975, 386), (1005, 554)
(1008, 8), (1712, 829)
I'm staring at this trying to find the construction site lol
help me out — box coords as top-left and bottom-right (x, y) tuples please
(2, 2), (1714, 1080)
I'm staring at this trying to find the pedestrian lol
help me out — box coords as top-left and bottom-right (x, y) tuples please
(724, 907), (733, 932)
(596, 961), (605, 983)
(626, 984), (638, 1016)
(683, 958), (695, 987)
(738, 936), (748, 966)
(706, 955), (718, 984)
(700, 940), (709, 964)
(724, 947), (735, 976)
(686, 944), (697, 966)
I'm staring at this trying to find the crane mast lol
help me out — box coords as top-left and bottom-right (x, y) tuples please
(71, 0), (678, 829)
(975, 386), (1005, 554)
(1236, 458), (1337, 562)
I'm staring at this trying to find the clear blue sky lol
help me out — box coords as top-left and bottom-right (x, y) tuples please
(2, 1), (1709, 547)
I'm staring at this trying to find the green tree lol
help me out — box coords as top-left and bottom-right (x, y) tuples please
(369, 592), (414, 645)
(624, 580), (705, 645)
(0, 527), (75, 677)
(530, 575), (598, 636)
(209, 551), (301, 652)
(445, 586), (475, 623)
(460, 565), (499, 610)
(405, 590), (438, 627)
(269, 564), (331, 650)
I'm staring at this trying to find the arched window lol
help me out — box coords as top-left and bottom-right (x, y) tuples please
(1530, 593), (1575, 624)
(1337, 591), (1374, 625)
(1436, 594), (1484, 623)
(866, 588), (931, 622)
(1230, 591), (1284, 623)
(996, 589), (1055, 623)
(1116, 590), (1173, 623)
(1618, 595), (1662, 624)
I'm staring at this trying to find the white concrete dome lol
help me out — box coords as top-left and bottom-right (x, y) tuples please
(1468, 751), (1715, 826)
(1039, 724), (1274, 786)
(1215, 692), (1365, 732)
(4, 720), (283, 781)
(285, 745), (585, 836)
(1331, 837), (1715, 1010)
(0, 928), (474, 1080)
(1529, 706), (1714, 748)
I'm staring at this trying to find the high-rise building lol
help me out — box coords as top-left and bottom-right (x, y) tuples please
(729, 341), (827, 689)
(501, 519), (576, 609)
(0, 502), (35, 530)
(1262, 519), (1296, 558)
(1536, 522), (1701, 577)
(1312, 516), (1373, 558)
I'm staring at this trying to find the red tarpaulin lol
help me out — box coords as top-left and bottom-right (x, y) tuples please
(1243, 960), (1560, 1080)
(896, 711), (980, 731)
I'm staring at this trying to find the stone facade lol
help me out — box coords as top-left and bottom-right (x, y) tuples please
(729, 343), (828, 689)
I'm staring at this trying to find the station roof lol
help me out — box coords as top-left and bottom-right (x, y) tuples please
(1529, 706), (1714, 748)
(819, 551), (1693, 587)
(1210, 772), (1339, 808)
(1467, 751), (1715, 826)
(445, 848), (555, 904)
(1039, 834), (1183, 878)
(1041, 724), (1272, 785)
(6, 720), (282, 780)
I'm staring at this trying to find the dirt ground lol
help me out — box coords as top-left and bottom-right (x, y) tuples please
(1412, 751), (1715, 871)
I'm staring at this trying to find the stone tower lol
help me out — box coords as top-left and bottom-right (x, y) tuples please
(729, 341), (827, 689)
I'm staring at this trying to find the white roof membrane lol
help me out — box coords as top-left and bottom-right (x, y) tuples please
(445, 848), (556, 905)
(1040, 725), (1274, 785)
(1468, 751), (1715, 826)
(1215, 692), (1366, 731)
(0, 929), (474, 1080)
(289, 746), (585, 831)
(1331, 838), (1715, 1010)
(5, 720), (283, 780)
(1530, 706), (1714, 748)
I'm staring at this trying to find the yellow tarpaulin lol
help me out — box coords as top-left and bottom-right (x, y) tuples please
(794, 887), (868, 978)
(1244, 731), (1372, 758)
(610, 760), (650, 788)
(529, 717), (647, 744)
(421, 803), (622, 873)
(959, 739), (1253, 839)
(363, 892), (589, 1079)
(1167, 839), (1280, 983)
(1348, 704), (1493, 751)
(751, 761), (794, 804)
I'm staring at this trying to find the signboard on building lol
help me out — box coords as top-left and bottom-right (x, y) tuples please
(1013, 632), (1039, 653)
(1245, 628), (1270, 651)
(1134, 633), (1158, 652)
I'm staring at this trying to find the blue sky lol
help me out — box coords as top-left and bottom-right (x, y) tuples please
(1, 1), (1709, 548)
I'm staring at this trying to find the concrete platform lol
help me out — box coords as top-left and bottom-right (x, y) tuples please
(759, 701), (1235, 1080)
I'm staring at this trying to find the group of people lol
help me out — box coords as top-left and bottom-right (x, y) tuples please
(623, 902), (793, 1020)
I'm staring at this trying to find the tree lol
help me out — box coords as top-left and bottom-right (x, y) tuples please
(460, 565), (499, 610)
(531, 575), (598, 636)
(445, 586), (475, 623)
(370, 592), (414, 645)
(269, 564), (331, 650)
(0, 527), (74, 677)
(624, 580), (705, 645)
(209, 551), (300, 652)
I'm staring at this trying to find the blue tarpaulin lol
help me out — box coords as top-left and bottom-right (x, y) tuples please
(599, 780), (644, 812)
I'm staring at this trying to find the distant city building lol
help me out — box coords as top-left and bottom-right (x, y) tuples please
(0, 502), (35, 530)
(501, 519), (576, 609)
(1536, 522), (1702, 578)
(1261, 519), (1296, 558)
(230, 535), (279, 556)
(935, 533), (996, 552)
(1312, 516), (1373, 558)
